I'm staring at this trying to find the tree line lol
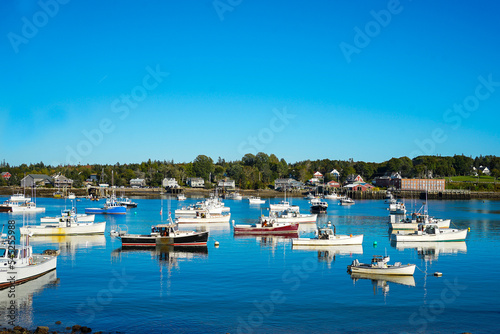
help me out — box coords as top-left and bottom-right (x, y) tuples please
(0, 154), (499, 189)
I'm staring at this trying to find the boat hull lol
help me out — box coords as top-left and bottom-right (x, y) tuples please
(348, 264), (416, 276)
(292, 234), (364, 246)
(234, 223), (299, 234)
(20, 222), (106, 236)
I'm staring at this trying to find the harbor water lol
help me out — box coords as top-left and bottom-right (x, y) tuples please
(1, 196), (499, 333)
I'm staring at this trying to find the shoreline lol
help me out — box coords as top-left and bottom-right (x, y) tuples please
(0, 186), (499, 200)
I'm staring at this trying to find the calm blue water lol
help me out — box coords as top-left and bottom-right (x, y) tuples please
(1, 196), (499, 333)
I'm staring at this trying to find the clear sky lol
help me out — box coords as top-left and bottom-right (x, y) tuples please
(1, 0), (499, 166)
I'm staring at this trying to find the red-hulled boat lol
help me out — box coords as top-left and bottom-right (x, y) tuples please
(233, 219), (299, 235)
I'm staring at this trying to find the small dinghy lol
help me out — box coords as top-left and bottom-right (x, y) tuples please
(347, 255), (415, 276)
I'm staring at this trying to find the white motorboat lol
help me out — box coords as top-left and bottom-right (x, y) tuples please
(347, 256), (416, 276)
(20, 215), (106, 236)
(67, 192), (76, 200)
(339, 197), (355, 206)
(391, 224), (467, 242)
(0, 235), (58, 289)
(177, 194), (186, 201)
(292, 222), (363, 246)
(117, 197), (138, 208)
(304, 193), (317, 200)
(310, 197), (328, 213)
(324, 193), (343, 200)
(248, 196), (265, 204)
(175, 211), (231, 224)
(226, 192), (243, 200)
(41, 208), (95, 223)
(175, 196), (228, 217)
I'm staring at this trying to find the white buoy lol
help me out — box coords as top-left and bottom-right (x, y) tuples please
(214, 241), (220, 247)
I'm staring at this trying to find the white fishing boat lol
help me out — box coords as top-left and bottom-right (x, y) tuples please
(269, 200), (290, 211)
(67, 192), (76, 200)
(233, 219), (299, 235)
(292, 222), (363, 246)
(0, 235), (58, 289)
(0, 200), (46, 214)
(248, 196), (265, 204)
(390, 212), (450, 230)
(347, 256), (416, 276)
(388, 201), (406, 215)
(9, 193), (31, 202)
(41, 208), (95, 223)
(175, 211), (231, 224)
(304, 193), (317, 200)
(175, 196), (228, 217)
(391, 224), (467, 242)
(339, 197), (355, 206)
(117, 197), (138, 208)
(324, 193), (343, 200)
(20, 215), (106, 236)
(177, 194), (186, 201)
(261, 207), (317, 224)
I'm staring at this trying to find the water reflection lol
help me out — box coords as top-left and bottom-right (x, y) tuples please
(112, 245), (208, 269)
(28, 235), (106, 257)
(394, 241), (467, 262)
(177, 222), (231, 232)
(292, 245), (363, 268)
(0, 270), (59, 328)
(350, 272), (416, 296)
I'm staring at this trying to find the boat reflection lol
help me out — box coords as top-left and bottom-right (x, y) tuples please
(350, 272), (416, 296)
(28, 235), (106, 257)
(177, 222), (231, 232)
(292, 245), (363, 268)
(394, 241), (467, 262)
(112, 245), (208, 268)
(0, 270), (59, 328)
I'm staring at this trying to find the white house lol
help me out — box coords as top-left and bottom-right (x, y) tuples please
(330, 169), (340, 177)
(187, 177), (205, 188)
(130, 178), (146, 188)
(163, 178), (179, 188)
(274, 178), (303, 190)
(479, 166), (491, 175)
(217, 178), (235, 189)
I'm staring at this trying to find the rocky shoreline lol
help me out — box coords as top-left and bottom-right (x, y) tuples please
(1, 324), (101, 334)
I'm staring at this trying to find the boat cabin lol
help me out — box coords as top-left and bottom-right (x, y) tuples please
(151, 224), (178, 237)
(418, 223), (441, 235)
(0, 239), (33, 266)
(318, 228), (334, 239)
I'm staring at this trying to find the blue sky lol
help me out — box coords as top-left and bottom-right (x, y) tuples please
(1, 0), (499, 166)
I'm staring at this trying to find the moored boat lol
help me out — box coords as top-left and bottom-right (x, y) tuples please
(310, 198), (328, 213)
(248, 196), (265, 204)
(391, 224), (467, 242)
(41, 208), (95, 223)
(292, 222), (363, 246)
(114, 216), (208, 246)
(233, 219), (299, 235)
(175, 211), (231, 224)
(20, 215), (106, 236)
(339, 197), (355, 206)
(347, 255), (416, 276)
(85, 196), (126, 214)
(0, 235), (58, 289)
(117, 197), (138, 208)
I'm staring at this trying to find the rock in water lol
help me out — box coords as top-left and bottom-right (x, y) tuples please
(34, 326), (50, 334)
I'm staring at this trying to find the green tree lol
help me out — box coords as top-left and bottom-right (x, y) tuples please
(193, 155), (215, 181)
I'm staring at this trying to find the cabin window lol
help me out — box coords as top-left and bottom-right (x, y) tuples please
(0, 249), (5, 257)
